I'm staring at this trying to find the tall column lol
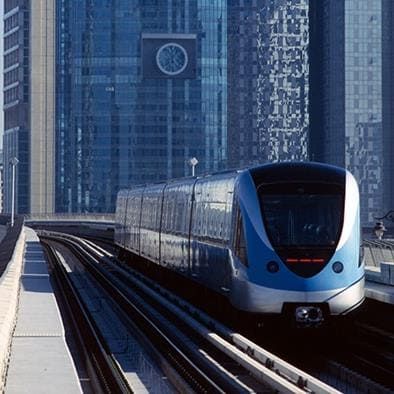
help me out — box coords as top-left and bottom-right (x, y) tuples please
(30, 0), (55, 214)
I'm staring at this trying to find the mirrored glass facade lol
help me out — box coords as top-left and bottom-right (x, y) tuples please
(228, 0), (310, 168)
(345, 0), (383, 225)
(3, 0), (30, 214)
(310, 0), (392, 226)
(56, 1), (227, 213)
(227, 0), (261, 168)
(256, 0), (310, 162)
(3, 0), (55, 215)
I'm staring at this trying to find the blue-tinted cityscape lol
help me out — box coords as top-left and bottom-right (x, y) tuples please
(2, 0), (394, 227)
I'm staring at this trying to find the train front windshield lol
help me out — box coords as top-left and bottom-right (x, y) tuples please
(259, 183), (344, 247)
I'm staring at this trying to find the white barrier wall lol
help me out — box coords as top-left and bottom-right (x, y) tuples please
(365, 262), (394, 286)
(0, 227), (25, 389)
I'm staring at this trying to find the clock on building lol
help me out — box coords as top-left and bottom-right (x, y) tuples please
(156, 43), (188, 76)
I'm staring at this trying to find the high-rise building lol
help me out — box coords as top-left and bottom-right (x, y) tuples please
(227, 0), (310, 169)
(0, 149), (3, 213)
(2, 0), (55, 215)
(227, 0), (261, 169)
(3, 0), (30, 214)
(309, 0), (392, 225)
(9, 0), (391, 224)
(1, 1), (314, 214)
(256, 0), (310, 162)
(56, 1), (227, 213)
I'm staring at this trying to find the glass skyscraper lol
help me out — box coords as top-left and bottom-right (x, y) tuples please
(56, 1), (227, 213)
(5, 0), (393, 224)
(3, 0), (30, 214)
(256, 0), (310, 162)
(227, 0), (261, 169)
(227, 0), (310, 169)
(3, 0), (55, 215)
(309, 0), (393, 226)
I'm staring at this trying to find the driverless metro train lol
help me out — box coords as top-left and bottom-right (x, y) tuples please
(115, 162), (365, 326)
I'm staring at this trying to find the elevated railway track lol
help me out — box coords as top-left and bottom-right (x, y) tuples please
(39, 231), (394, 393)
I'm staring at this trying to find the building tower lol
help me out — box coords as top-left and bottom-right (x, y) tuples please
(227, 0), (261, 169)
(3, 0), (55, 215)
(227, 0), (310, 169)
(309, 0), (392, 226)
(0, 149), (3, 213)
(256, 0), (310, 162)
(56, 1), (227, 213)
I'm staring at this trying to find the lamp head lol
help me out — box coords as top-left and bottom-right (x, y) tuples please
(374, 221), (386, 240)
(189, 157), (198, 166)
(9, 157), (19, 166)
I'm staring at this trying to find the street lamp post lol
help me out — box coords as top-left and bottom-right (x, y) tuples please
(189, 157), (198, 177)
(373, 221), (386, 240)
(374, 211), (394, 239)
(10, 157), (19, 227)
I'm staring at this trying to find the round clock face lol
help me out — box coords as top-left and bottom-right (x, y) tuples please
(156, 43), (188, 76)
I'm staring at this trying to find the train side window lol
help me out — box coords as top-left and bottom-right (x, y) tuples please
(235, 215), (248, 266)
(359, 227), (364, 267)
(162, 196), (170, 233)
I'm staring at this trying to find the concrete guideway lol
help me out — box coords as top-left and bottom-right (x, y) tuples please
(364, 238), (394, 303)
(365, 282), (394, 304)
(0, 224), (25, 391)
(0, 223), (393, 392)
(365, 267), (394, 304)
(24, 213), (115, 225)
(0, 227), (82, 393)
(365, 261), (394, 304)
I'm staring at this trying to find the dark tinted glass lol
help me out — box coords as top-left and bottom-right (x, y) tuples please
(259, 185), (343, 247)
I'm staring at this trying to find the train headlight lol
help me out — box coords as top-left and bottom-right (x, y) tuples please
(295, 306), (323, 326)
(267, 261), (279, 273)
(332, 261), (344, 273)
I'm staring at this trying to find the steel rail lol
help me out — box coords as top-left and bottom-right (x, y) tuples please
(42, 234), (230, 393)
(51, 231), (341, 393)
(109, 254), (340, 394)
(345, 322), (394, 389)
(41, 240), (132, 393)
(43, 231), (394, 393)
(85, 236), (394, 393)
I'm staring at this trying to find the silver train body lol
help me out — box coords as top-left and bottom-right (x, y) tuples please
(115, 162), (364, 323)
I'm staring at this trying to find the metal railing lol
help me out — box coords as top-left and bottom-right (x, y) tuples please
(24, 213), (115, 223)
(363, 238), (394, 267)
(0, 214), (24, 278)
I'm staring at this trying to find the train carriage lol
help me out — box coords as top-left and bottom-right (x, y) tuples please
(115, 162), (365, 326)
